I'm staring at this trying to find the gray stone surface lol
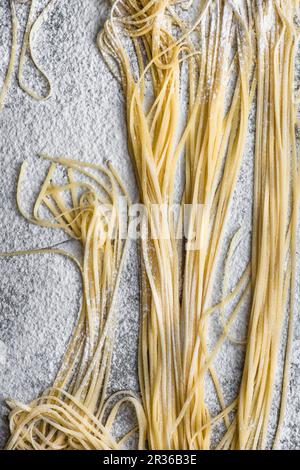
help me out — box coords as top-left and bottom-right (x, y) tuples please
(0, 0), (299, 449)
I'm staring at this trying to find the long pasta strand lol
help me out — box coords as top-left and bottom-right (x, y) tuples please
(0, 0), (57, 110)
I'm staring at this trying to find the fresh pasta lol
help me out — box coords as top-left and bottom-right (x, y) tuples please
(2, 155), (146, 449)
(1, 0), (299, 451)
(99, 0), (300, 449)
(0, 0), (57, 110)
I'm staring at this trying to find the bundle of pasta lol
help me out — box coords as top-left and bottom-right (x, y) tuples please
(99, 0), (191, 450)
(99, 0), (254, 449)
(3, 155), (146, 449)
(230, 0), (300, 450)
(179, 0), (254, 449)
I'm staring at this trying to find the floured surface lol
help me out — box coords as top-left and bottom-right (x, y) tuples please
(0, 0), (299, 449)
